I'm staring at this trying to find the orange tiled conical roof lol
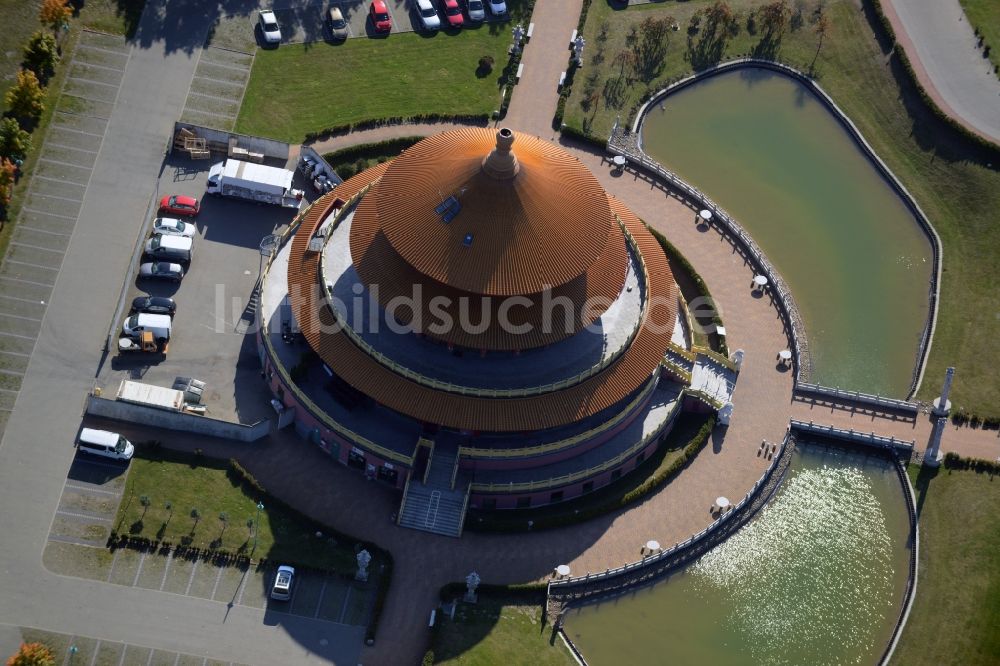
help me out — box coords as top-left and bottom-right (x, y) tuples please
(362, 128), (617, 297)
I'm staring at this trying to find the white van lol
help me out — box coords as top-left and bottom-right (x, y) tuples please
(144, 233), (193, 263)
(122, 312), (172, 342)
(78, 428), (134, 461)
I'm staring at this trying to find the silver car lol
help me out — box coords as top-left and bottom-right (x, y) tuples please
(139, 262), (184, 282)
(465, 0), (485, 21)
(270, 565), (295, 601)
(327, 7), (349, 40)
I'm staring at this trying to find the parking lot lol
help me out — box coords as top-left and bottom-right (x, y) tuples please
(0, 30), (130, 436)
(97, 154), (309, 424)
(182, 47), (254, 132)
(46, 454), (128, 550)
(217, 0), (512, 47)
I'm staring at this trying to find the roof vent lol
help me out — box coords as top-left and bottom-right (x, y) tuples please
(481, 128), (520, 180)
(463, 233), (474, 247)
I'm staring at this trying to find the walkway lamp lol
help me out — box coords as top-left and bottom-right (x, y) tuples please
(254, 501), (264, 551)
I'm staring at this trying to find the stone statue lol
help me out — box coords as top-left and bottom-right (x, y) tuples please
(464, 571), (480, 603)
(512, 24), (525, 54)
(355, 549), (371, 582)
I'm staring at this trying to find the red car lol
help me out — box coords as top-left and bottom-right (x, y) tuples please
(369, 0), (392, 32)
(159, 194), (200, 217)
(440, 0), (464, 27)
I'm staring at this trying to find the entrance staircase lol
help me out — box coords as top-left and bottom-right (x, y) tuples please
(398, 440), (469, 538)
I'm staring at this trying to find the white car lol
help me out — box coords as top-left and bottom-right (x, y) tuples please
(270, 565), (295, 601)
(258, 10), (282, 44)
(416, 0), (441, 31)
(152, 217), (196, 238)
(487, 0), (506, 16)
(465, 0), (485, 21)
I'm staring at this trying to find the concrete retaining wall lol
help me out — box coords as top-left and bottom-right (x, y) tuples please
(86, 395), (271, 442)
(172, 122), (290, 160)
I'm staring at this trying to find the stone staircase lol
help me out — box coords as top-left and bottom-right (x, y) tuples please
(397, 441), (469, 538)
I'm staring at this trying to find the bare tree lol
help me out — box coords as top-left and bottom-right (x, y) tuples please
(632, 16), (675, 83)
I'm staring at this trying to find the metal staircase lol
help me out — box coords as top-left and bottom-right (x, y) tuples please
(397, 440), (469, 538)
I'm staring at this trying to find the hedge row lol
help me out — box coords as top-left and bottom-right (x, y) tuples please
(302, 113), (490, 143)
(943, 452), (1000, 475)
(467, 415), (715, 533)
(648, 225), (728, 356)
(869, 0), (1000, 156)
(321, 136), (424, 180)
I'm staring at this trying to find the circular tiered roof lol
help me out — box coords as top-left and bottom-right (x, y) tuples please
(359, 128), (617, 296)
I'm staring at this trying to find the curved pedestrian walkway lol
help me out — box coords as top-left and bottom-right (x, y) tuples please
(882, 0), (1000, 145)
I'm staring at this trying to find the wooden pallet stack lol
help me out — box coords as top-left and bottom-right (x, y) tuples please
(174, 127), (211, 159)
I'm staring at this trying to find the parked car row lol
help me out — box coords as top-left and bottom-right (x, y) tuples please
(260, 0), (506, 45)
(139, 195), (202, 283)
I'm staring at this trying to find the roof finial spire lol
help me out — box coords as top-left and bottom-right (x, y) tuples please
(482, 128), (520, 180)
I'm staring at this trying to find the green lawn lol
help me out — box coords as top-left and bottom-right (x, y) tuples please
(235, 28), (511, 142)
(115, 452), (358, 573)
(430, 595), (574, 665)
(565, 0), (1000, 415)
(959, 0), (1000, 76)
(893, 465), (1000, 664)
(0, 0), (42, 103)
(78, 0), (147, 37)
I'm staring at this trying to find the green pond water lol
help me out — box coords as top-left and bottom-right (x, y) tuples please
(640, 68), (931, 395)
(564, 444), (912, 665)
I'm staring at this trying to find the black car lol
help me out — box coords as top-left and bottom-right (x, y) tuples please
(130, 295), (177, 316)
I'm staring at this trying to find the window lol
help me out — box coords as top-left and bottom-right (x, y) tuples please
(348, 449), (366, 470)
(516, 496), (531, 509)
(549, 491), (564, 504)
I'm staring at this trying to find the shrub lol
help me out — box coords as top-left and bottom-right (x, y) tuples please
(7, 641), (56, 666)
(39, 0), (72, 33)
(5, 70), (46, 124)
(22, 32), (59, 80)
(478, 55), (495, 75)
(421, 650), (435, 666)
(0, 118), (31, 162)
(0, 159), (16, 209)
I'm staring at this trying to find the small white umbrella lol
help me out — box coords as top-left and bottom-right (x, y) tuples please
(699, 209), (713, 222)
(753, 275), (768, 288)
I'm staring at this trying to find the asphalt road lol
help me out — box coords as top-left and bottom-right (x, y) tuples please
(0, 1), (362, 663)
(886, 0), (1000, 144)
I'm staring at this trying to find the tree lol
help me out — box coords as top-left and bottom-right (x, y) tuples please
(811, 12), (831, 70)
(5, 70), (46, 124)
(22, 32), (60, 80)
(759, 0), (790, 39)
(38, 0), (72, 35)
(703, 1), (737, 37)
(139, 494), (151, 517)
(0, 118), (31, 162)
(0, 159), (16, 210)
(6, 642), (56, 666)
(632, 16), (674, 83)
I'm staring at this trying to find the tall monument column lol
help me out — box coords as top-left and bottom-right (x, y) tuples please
(924, 367), (954, 467)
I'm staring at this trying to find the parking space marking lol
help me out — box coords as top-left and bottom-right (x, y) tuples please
(132, 552), (146, 587)
(4, 261), (58, 275)
(67, 76), (120, 89)
(338, 584), (352, 623)
(48, 122), (105, 138)
(89, 641), (100, 666)
(64, 483), (121, 496)
(21, 208), (77, 221)
(0, 349), (31, 358)
(0, 310), (44, 322)
(191, 74), (247, 88)
(0, 276), (54, 289)
(185, 559), (199, 595)
(56, 509), (112, 522)
(0, 387), (18, 394)
(196, 58), (250, 73)
(71, 457), (128, 471)
(73, 60), (125, 74)
(39, 157), (94, 170)
(210, 566), (223, 599)
(160, 552), (173, 591)
(0, 368), (24, 378)
(235, 568), (249, 605)
(186, 90), (234, 101)
(11, 241), (66, 255)
(314, 576), (328, 618)
(46, 142), (100, 155)
(61, 92), (116, 108)
(76, 43), (130, 57)
(183, 107), (237, 121)
(34, 174), (89, 189)
(30, 192), (83, 204)
(106, 549), (120, 582)
(20, 225), (73, 237)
